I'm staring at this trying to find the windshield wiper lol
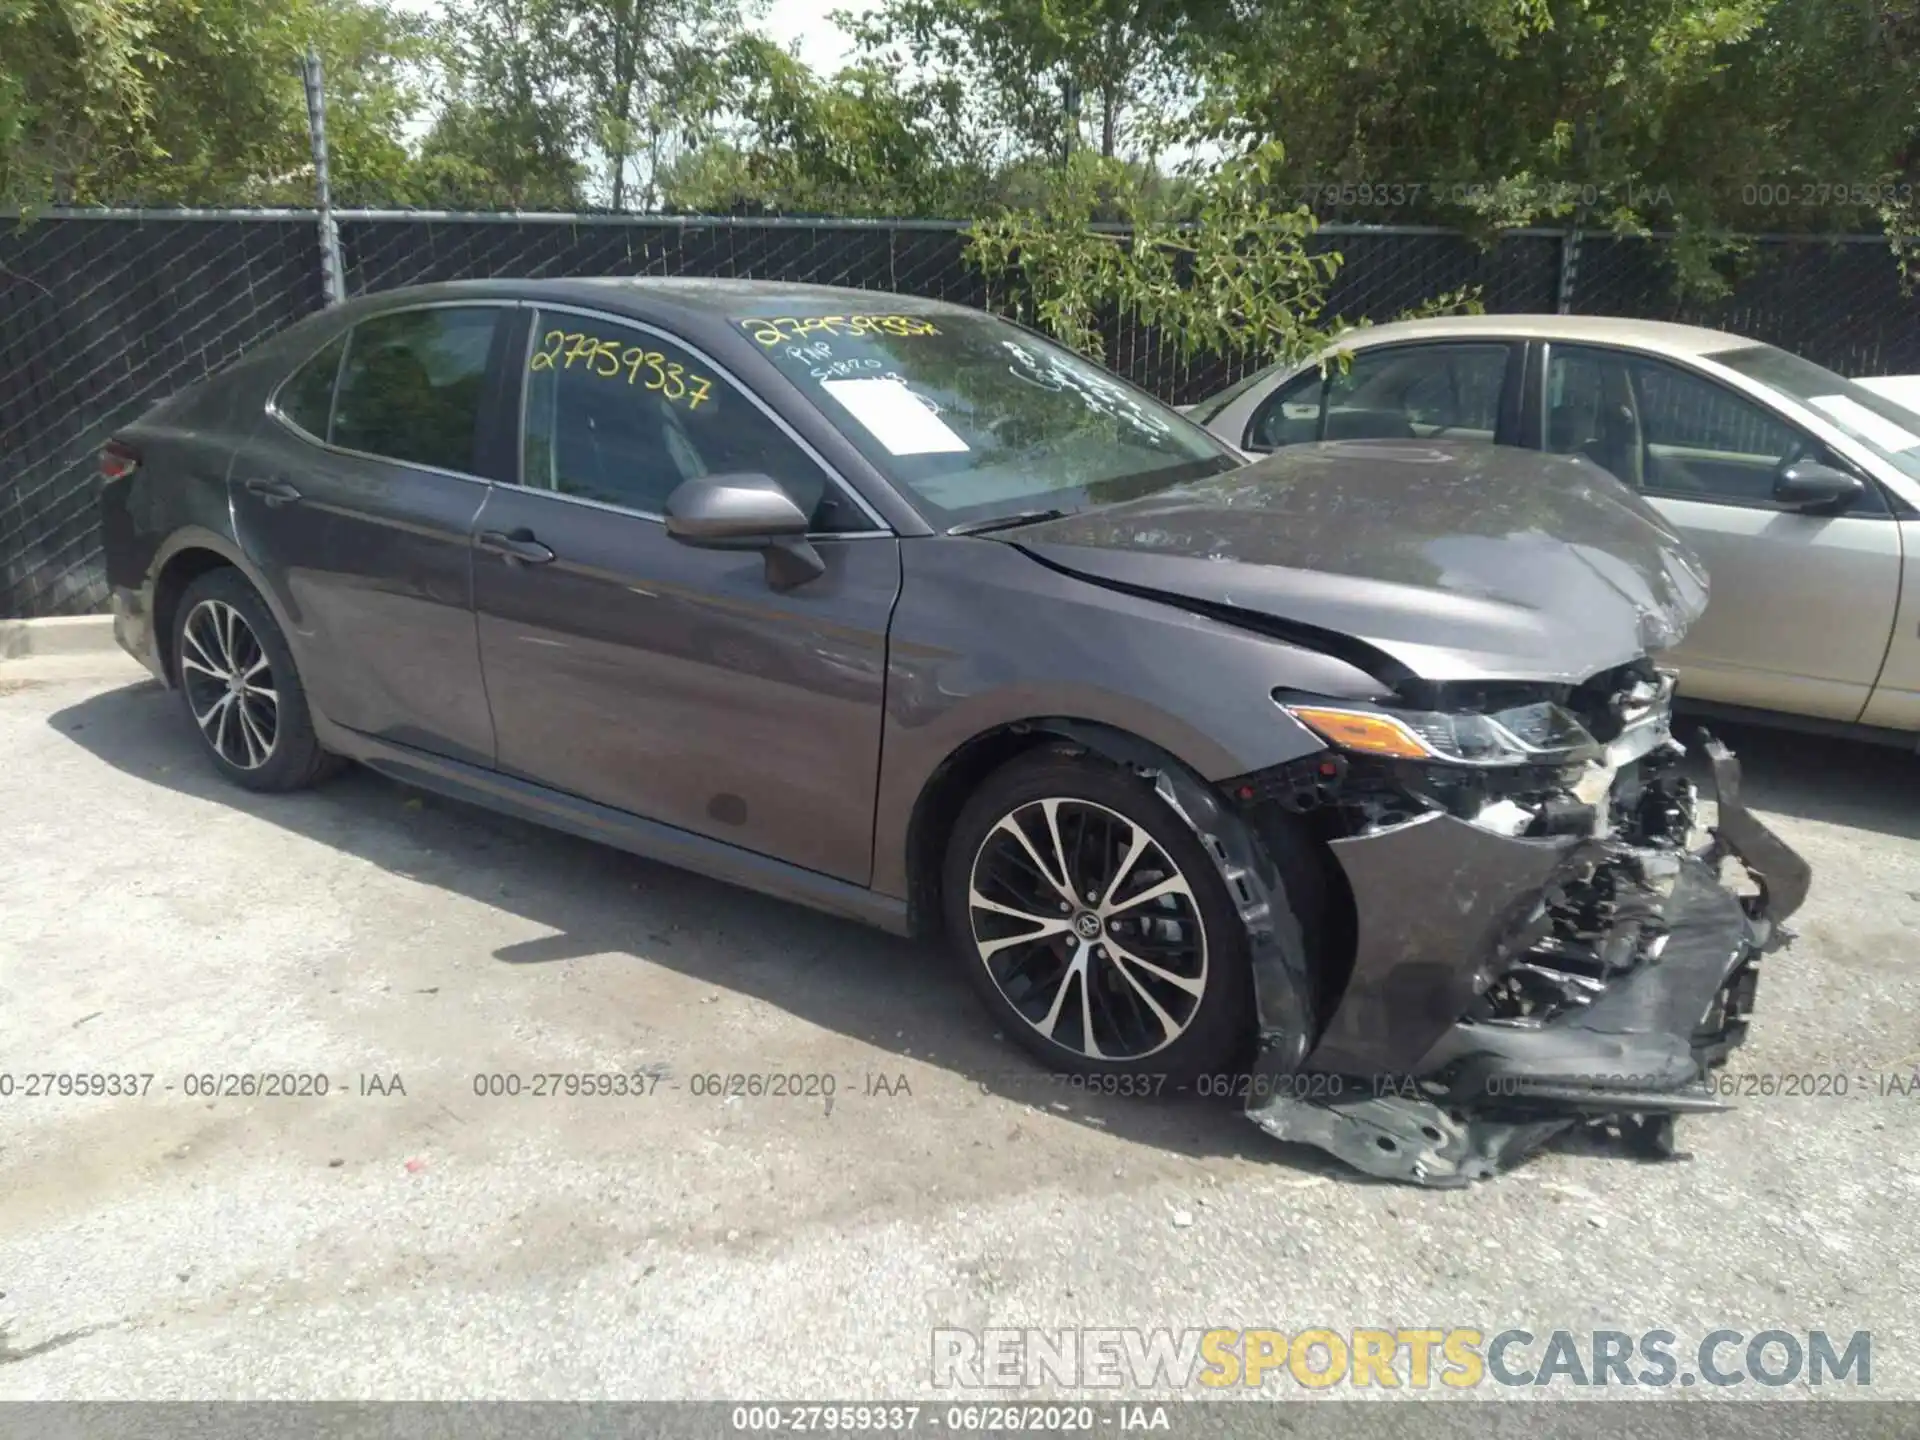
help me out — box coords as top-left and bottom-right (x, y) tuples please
(946, 507), (1073, 536)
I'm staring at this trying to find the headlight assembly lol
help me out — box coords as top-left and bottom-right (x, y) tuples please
(1283, 698), (1602, 768)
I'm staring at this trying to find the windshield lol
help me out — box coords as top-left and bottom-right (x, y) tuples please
(1708, 344), (1920, 484)
(1185, 361), (1284, 424)
(733, 304), (1242, 528)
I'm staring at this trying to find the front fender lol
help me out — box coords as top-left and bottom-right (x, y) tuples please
(870, 537), (1390, 900)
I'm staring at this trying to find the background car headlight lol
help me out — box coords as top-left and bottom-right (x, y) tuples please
(1284, 699), (1601, 767)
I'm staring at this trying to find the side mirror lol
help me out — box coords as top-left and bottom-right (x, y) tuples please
(1773, 460), (1864, 514)
(666, 472), (808, 545)
(664, 472), (824, 589)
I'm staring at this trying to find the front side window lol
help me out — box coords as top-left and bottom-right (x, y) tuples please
(276, 334), (346, 441)
(332, 307), (501, 474)
(731, 304), (1238, 529)
(1547, 343), (1852, 506)
(520, 311), (862, 529)
(1247, 343), (1510, 450)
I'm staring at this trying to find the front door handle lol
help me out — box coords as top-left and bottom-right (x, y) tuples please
(477, 529), (556, 566)
(243, 477), (302, 508)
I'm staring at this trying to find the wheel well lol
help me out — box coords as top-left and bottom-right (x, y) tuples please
(903, 718), (1222, 941)
(905, 718), (1358, 1037)
(904, 725), (1059, 940)
(152, 548), (235, 684)
(1243, 806), (1358, 1028)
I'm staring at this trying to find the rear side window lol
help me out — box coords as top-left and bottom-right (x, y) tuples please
(332, 308), (501, 473)
(1248, 343), (1511, 450)
(277, 335), (345, 441)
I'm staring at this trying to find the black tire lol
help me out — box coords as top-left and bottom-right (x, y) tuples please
(942, 748), (1257, 1085)
(171, 568), (338, 792)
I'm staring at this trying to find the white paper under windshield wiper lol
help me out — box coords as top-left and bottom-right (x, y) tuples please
(946, 508), (1073, 536)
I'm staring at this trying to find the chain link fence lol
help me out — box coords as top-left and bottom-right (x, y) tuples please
(2, 210), (1914, 618)
(1570, 233), (1920, 376)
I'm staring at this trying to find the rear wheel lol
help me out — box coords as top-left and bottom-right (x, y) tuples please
(942, 751), (1256, 1084)
(172, 568), (336, 792)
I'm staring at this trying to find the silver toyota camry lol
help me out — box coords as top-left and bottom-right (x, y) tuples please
(1190, 315), (1920, 745)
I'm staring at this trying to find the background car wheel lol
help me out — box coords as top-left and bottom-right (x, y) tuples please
(942, 749), (1256, 1085)
(172, 568), (337, 792)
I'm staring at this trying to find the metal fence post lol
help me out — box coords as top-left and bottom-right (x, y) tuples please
(1556, 225), (1583, 313)
(301, 50), (347, 306)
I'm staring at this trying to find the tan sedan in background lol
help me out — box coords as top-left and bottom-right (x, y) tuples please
(1190, 315), (1920, 744)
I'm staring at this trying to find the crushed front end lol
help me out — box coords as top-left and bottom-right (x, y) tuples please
(1227, 663), (1812, 1186)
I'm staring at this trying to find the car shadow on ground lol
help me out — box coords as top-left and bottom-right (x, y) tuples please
(50, 677), (1345, 1176)
(51, 680), (1916, 1184)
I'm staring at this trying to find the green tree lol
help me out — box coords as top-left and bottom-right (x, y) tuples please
(656, 36), (995, 216)
(419, 0), (745, 211)
(847, 0), (1200, 163)
(1, 0), (429, 206)
(967, 143), (1341, 365)
(571, 0), (743, 209)
(967, 141), (1482, 366)
(417, 0), (586, 209)
(0, 0), (159, 203)
(1189, 0), (1920, 247)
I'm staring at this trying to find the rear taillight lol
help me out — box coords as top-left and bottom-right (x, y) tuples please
(100, 441), (139, 480)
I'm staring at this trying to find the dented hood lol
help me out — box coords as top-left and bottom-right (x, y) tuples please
(1012, 440), (1711, 684)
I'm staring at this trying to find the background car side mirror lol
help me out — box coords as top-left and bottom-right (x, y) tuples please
(664, 472), (824, 589)
(1773, 460), (1864, 514)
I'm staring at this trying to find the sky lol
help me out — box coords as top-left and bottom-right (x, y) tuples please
(759, 0), (868, 73)
(389, 0), (869, 71)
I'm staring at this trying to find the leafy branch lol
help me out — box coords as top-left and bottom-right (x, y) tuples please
(966, 140), (1480, 371)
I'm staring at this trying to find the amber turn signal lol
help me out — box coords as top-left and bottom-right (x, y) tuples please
(1284, 705), (1434, 760)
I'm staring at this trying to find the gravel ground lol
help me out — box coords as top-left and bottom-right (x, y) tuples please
(1, 652), (1916, 1402)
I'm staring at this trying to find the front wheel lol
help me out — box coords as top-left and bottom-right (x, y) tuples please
(942, 751), (1257, 1085)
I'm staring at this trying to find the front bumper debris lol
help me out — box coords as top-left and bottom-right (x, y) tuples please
(1242, 733), (1810, 1187)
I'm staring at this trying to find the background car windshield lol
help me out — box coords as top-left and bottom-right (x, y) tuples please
(1184, 362), (1279, 424)
(733, 306), (1241, 527)
(1709, 344), (1920, 483)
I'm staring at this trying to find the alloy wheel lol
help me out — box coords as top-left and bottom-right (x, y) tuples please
(179, 598), (279, 770)
(967, 797), (1208, 1060)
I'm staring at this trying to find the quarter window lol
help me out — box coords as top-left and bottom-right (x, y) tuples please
(521, 311), (863, 530)
(277, 335), (345, 441)
(332, 307), (501, 474)
(1247, 371), (1325, 449)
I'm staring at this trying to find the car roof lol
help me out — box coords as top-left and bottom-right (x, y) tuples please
(1320, 313), (1762, 358)
(342, 276), (968, 323)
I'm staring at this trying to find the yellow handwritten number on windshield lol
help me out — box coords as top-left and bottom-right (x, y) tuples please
(739, 314), (941, 346)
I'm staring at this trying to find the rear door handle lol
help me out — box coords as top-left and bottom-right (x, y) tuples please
(477, 529), (556, 566)
(243, 477), (302, 507)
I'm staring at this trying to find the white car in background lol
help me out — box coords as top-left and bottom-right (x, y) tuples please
(1188, 316), (1920, 745)
(1857, 374), (1920, 417)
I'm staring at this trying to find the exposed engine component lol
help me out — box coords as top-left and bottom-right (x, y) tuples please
(1468, 741), (1701, 1027)
(1475, 858), (1671, 1026)
(1227, 664), (1810, 1188)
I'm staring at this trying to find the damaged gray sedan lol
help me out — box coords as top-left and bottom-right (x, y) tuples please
(101, 280), (1809, 1186)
